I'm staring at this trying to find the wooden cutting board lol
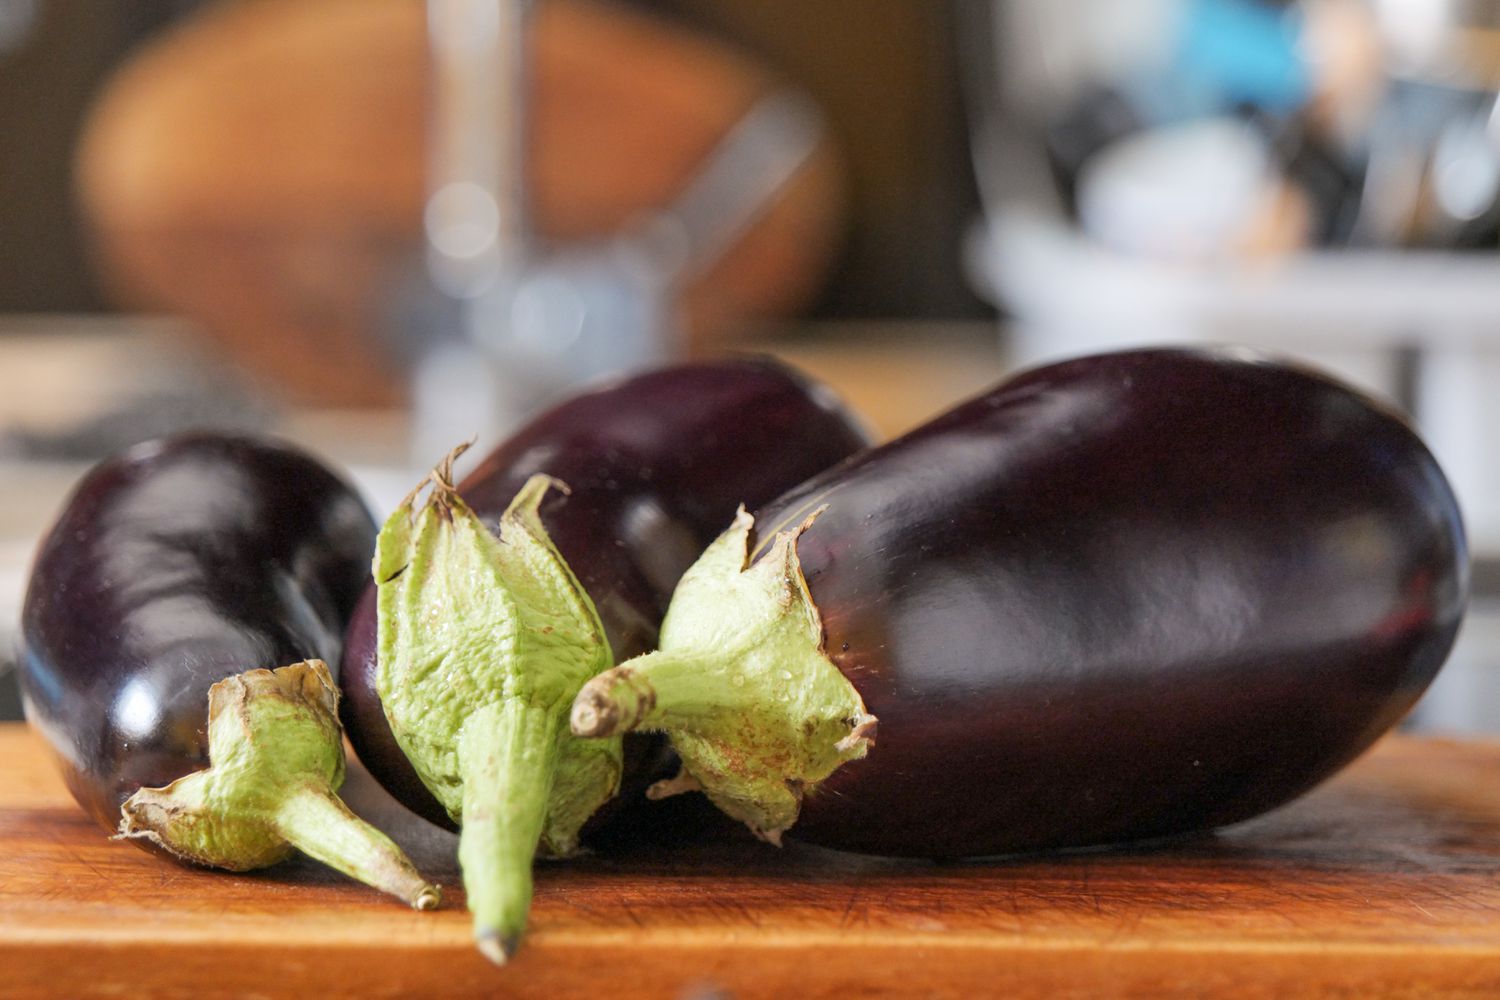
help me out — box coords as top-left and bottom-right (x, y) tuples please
(3, 721), (1500, 998)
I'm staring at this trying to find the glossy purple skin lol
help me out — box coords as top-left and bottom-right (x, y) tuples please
(340, 358), (870, 831)
(750, 349), (1469, 858)
(20, 433), (376, 832)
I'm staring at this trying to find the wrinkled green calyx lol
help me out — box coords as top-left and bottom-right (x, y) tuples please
(117, 660), (440, 910)
(570, 507), (875, 844)
(375, 447), (618, 963)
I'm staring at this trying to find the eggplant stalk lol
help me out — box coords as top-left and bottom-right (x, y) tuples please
(570, 508), (875, 843)
(117, 660), (440, 910)
(457, 699), (558, 964)
(375, 448), (618, 963)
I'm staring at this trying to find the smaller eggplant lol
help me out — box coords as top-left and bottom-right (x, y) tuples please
(571, 348), (1468, 857)
(341, 357), (871, 833)
(20, 433), (437, 906)
(347, 358), (869, 961)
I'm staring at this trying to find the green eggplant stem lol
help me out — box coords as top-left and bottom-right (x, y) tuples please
(116, 660), (440, 910)
(457, 700), (561, 964)
(374, 445), (620, 963)
(569, 507), (876, 844)
(274, 787), (441, 911)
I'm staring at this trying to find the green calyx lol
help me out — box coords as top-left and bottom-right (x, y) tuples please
(117, 659), (440, 910)
(570, 507), (876, 844)
(375, 445), (618, 963)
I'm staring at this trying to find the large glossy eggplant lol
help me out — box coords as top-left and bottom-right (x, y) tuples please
(572, 348), (1469, 858)
(20, 433), (438, 906)
(342, 358), (868, 957)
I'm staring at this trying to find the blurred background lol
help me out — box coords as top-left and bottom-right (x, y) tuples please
(1, 0), (1498, 729)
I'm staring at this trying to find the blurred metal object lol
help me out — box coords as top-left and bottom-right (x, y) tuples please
(642, 91), (827, 285)
(412, 0), (529, 464)
(410, 61), (829, 461)
(425, 0), (530, 299)
(1427, 95), (1500, 240)
(1352, 81), (1500, 248)
(74, 0), (845, 408)
(1360, 0), (1500, 247)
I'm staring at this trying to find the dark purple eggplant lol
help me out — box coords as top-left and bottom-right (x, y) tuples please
(20, 433), (438, 906)
(340, 358), (869, 828)
(344, 358), (868, 959)
(572, 348), (1469, 858)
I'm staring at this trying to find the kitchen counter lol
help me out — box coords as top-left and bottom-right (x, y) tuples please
(4, 723), (1500, 998)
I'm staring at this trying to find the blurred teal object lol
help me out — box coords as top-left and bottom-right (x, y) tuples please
(1122, 0), (1314, 123)
(1175, 0), (1311, 113)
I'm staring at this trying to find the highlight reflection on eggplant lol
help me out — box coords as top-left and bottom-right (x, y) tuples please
(573, 348), (1469, 857)
(20, 433), (438, 907)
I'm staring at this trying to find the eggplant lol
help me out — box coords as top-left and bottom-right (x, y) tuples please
(572, 348), (1469, 857)
(19, 433), (438, 906)
(343, 358), (869, 958)
(341, 357), (868, 830)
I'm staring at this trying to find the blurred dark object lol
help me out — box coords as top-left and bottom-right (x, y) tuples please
(1040, 85), (1144, 212)
(0, 319), (273, 463)
(0, 382), (270, 463)
(1259, 113), (1364, 247)
(0, 0), (204, 311)
(0, 667), (18, 724)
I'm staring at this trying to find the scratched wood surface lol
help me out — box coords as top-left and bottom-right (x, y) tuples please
(4, 722), (1500, 999)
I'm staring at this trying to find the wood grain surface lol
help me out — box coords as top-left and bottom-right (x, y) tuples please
(3, 722), (1500, 998)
